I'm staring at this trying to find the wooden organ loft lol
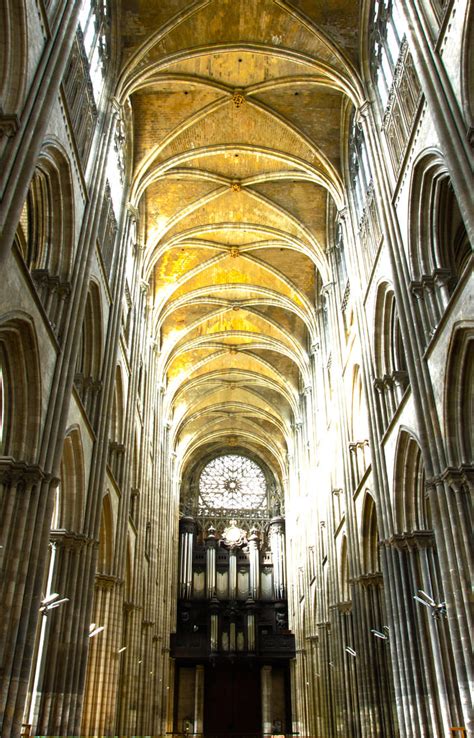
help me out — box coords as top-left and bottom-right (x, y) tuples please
(170, 455), (295, 736)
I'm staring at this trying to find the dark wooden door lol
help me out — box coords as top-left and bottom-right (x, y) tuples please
(204, 663), (261, 736)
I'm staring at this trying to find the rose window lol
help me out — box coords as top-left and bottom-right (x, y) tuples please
(198, 455), (267, 511)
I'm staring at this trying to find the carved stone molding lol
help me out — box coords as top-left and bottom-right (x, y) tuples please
(354, 572), (383, 588)
(0, 458), (49, 487)
(95, 573), (121, 591)
(0, 112), (20, 137)
(382, 530), (435, 550)
(439, 465), (474, 492)
(51, 529), (96, 550)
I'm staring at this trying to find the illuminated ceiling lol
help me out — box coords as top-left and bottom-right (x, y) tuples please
(117, 0), (363, 484)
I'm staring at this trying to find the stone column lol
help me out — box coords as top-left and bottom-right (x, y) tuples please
(35, 533), (97, 737)
(269, 516), (286, 600)
(261, 665), (272, 735)
(179, 517), (195, 599)
(0, 463), (51, 737)
(80, 574), (124, 737)
(194, 664), (204, 736)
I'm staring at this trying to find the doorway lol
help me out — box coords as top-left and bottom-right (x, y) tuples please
(203, 662), (261, 736)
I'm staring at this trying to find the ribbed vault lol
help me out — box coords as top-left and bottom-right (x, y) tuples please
(119, 0), (362, 482)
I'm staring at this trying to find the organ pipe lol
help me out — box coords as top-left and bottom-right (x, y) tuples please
(179, 517), (195, 599)
(270, 516), (286, 600)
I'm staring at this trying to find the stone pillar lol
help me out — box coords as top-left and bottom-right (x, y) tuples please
(179, 517), (195, 599)
(248, 528), (260, 600)
(0, 464), (52, 738)
(261, 665), (272, 735)
(35, 532), (96, 737)
(205, 526), (217, 599)
(269, 516), (286, 600)
(80, 574), (124, 737)
(193, 665), (204, 736)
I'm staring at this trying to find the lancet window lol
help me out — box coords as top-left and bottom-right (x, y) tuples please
(370, 0), (406, 109)
(349, 116), (381, 269)
(78, 0), (110, 104)
(0, 365), (4, 452)
(370, 0), (422, 171)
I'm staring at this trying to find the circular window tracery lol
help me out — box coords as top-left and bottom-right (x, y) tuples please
(198, 454), (267, 512)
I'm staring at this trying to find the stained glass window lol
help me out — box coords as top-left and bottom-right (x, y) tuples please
(198, 455), (267, 512)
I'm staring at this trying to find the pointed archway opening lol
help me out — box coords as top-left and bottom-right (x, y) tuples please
(171, 450), (294, 736)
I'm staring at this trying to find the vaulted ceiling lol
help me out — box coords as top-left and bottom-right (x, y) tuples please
(117, 0), (363, 486)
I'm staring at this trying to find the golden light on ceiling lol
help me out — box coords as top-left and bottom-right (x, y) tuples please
(121, 0), (359, 479)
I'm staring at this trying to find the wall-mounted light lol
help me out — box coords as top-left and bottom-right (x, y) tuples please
(89, 624), (105, 638)
(39, 593), (69, 613)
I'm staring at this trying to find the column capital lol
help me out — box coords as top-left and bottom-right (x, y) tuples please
(310, 339), (320, 356)
(440, 465), (474, 491)
(126, 202), (139, 220)
(356, 100), (372, 125)
(0, 112), (20, 138)
(354, 572), (383, 588)
(336, 206), (349, 224)
(0, 458), (49, 486)
(51, 530), (96, 550)
(95, 573), (121, 591)
(321, 280), (335, 296)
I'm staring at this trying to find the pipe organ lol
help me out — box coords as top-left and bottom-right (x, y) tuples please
(172, 515), (294, 659)
(172, 455), (294, 735)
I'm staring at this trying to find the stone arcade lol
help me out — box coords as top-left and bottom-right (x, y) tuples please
(0, 1), (472, 737)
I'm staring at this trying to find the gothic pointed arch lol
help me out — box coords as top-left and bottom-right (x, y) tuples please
(460, 1), (474, 130)
(75, 279), (104, 428)
(373, 281), (409, 430)
(444, 323), (474, 469)
(15, 142), (75, 338)
(408, 151), (472, 346)
(0, 0), (27, 118)
(97, 493), (115, 574)
(109, 366), (126, 486)
(0, 313), (41, 461)
(339, 535), (350, 603)
(57, 426), (86, 533)
(349, 364), (370, 490)
(393, 428), (427, 534)
(361, 491), (380, 574)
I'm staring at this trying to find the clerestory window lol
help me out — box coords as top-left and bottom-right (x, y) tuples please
(348, 114), (372, 220)
(78, 0), (109, 104)
(370, 0), (406, 109)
